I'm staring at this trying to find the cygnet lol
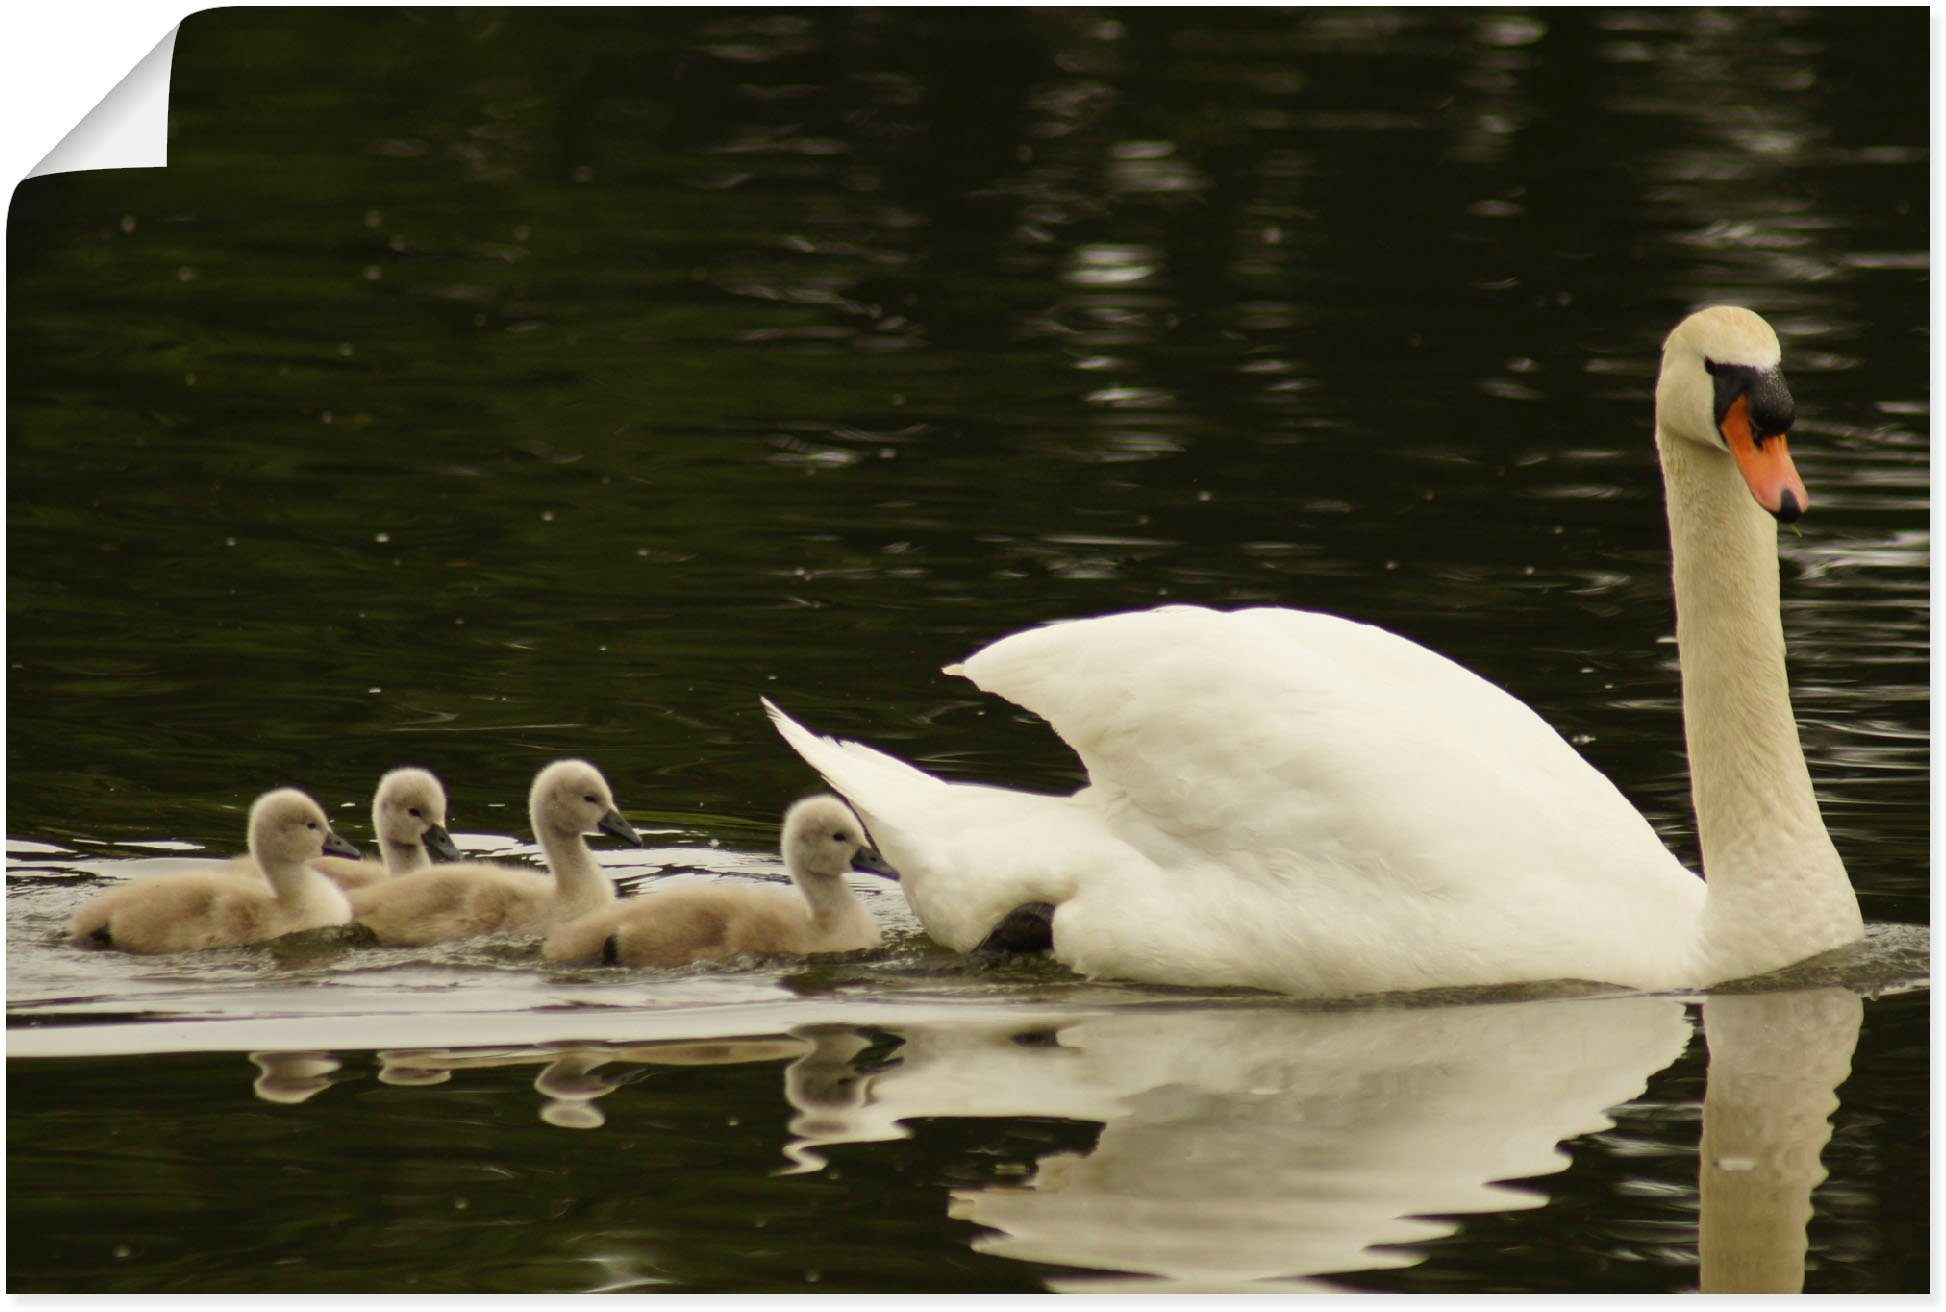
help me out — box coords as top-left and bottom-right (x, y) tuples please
(310, 767), (460, 890)
(349, 759), (640, 945)
(543, 795), (890, 967)
(66, 788), (358, 953)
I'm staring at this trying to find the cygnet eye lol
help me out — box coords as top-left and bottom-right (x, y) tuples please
(583, 794), (599, 805)
(408, 807), (422, 819)
(833, 832), (850, 844)
(306, 821), (319, 830)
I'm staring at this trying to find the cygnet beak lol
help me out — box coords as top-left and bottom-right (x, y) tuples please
(422, 824), (461, 862)
(322, 830), (362, 860)
(850, 847), (900, 881)
(596, 810), (643, 846)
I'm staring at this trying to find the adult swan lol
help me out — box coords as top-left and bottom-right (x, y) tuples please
(766, 307), (1864, 995)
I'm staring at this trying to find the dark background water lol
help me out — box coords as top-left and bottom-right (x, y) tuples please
(6, 6), (1928, 1294)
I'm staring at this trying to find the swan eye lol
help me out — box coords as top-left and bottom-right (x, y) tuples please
(1704, 357), (1720, 376)
(583, 794), (599, 805)
(306, 821), (319, 830)
(833, 832), (850, 844)
(408, 807), (422, 819)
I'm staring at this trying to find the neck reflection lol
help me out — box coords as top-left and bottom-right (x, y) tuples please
(1699, 988), (1860, 1294)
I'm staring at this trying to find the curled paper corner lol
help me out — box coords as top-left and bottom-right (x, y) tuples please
(29, 27), (179, 178)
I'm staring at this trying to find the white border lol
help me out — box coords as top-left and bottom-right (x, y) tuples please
(4, 3), (195, 185)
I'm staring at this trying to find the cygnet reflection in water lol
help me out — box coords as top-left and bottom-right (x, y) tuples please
(248, 1051), (342, 1105)
(366, 1037), (813, 1128)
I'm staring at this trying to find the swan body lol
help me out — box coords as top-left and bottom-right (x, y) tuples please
(544, 795), (887, 967)
(309, 767), (460, 890)
(65, 789), (359, 953)
(767, 307), (1863, 995)
(349, 759), (640, 946)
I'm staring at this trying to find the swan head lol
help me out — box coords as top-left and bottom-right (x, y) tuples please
(1656, 306), (1807, 522)
(529, 759), (643, 846)
(250, 788), (359, 869)
(782, 795), (894, 883)
(373, 767), (461, 861)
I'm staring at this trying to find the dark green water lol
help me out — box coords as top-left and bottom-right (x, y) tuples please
(7, 7), (1928, 1293)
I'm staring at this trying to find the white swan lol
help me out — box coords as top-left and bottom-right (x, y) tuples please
(542, 795), (889, 966)
(349, 759), (640, 946)
(766, 306), (1864, 995)
(65, 789), (360, 953)
(307, 767), (460, 891)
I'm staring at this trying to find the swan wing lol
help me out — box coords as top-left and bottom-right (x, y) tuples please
(953, 605), (1688, 903)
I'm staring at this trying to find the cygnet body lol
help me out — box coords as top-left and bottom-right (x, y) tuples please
(543, 795), (888, 967)
(310, 767), (461, 890)
(65, 789), (359, 953)
(349, 759), (640, 946)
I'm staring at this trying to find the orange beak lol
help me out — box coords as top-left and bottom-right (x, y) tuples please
(1721, 394), (1808, 522)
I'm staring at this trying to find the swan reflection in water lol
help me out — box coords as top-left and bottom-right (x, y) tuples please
(783, 990), (1862, 1292)
(242, 986), (1863, 1291)
(781, 997), (1691, 1290)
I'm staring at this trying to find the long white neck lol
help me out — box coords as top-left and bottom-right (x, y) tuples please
(1657, 430), (1861, 978)
(537, 824), (615, 913)
(379, 836), (430, 875)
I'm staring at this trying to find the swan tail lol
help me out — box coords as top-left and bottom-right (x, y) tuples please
(762, 699), (950, 823)
(764, 698), (1101, 953)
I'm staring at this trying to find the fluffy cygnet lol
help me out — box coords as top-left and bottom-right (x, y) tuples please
(310, 767), (461, 891)
(542, 795), (891, 968)
(349, 759), (641, 946)
(65, 789), (359, 954)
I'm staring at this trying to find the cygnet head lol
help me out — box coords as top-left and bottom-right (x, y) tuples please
(1655, 305), (1807, 522)
(782, 795), (893, 884)
(250, 788), (359, 870)
(373, 767), (461, 861)
(529, 759), (643, 846)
